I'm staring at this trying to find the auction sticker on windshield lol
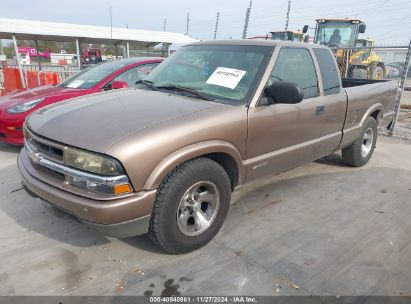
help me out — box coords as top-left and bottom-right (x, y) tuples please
(206, 67), (246, 89)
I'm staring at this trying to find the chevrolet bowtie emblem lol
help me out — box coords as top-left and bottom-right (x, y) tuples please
(28, 149), (41, 164)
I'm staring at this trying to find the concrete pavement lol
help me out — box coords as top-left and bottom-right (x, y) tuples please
(0, 138), (410, 296)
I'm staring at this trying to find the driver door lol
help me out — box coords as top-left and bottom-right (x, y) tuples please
(245, 47), (325, 181)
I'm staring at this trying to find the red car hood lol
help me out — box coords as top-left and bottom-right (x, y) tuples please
(0, 85), (85, 109)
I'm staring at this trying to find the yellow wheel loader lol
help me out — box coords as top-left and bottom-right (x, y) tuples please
(303, 18), (386, 79)
(270, 30), (305, 42)
(349, 38), (385, 80)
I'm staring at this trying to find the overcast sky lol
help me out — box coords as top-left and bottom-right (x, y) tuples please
(2, 0), (410, 45)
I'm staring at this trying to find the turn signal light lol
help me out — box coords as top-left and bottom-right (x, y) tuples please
(113, 183), (132, 195)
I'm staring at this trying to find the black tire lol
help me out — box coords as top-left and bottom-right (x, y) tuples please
(148, 157), (231, 254)
(342, 116), (377, 167)
(351, 68), (368, 79)
(370, 65), (384, 80)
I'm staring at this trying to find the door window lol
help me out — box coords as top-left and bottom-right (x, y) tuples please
(269, 48), (319, 99)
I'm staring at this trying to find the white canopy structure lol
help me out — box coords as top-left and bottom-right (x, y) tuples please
(0, 18), (199, 87)
(0, 18), (198, 46)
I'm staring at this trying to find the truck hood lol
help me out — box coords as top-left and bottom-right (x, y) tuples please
(26, 88), (220, 152)
(0, 85), (84, 109)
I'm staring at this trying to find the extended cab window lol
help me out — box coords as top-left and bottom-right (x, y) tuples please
(269, 47), (319, 99)
(313, 48), (341, 95)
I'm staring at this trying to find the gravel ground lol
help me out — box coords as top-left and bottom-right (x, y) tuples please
(379, 114), (411, 142)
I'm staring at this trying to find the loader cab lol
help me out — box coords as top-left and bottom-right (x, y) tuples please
(353, 38), (374, 59)
(313, 19), (366, 48)
(270, 30), (304, 42)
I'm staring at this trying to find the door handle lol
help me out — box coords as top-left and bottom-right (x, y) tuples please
(315, 105), (325, 116)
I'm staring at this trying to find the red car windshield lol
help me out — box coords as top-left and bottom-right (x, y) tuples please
(58, 60), (131, 89)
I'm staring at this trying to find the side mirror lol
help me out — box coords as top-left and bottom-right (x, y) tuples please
(264, 81), (304, 105)
(302, 25), (309, 34)
(111, 80), (128, 89)
(359, 23), (366, 34)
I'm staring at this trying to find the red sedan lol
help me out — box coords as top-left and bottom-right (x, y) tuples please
(0, 57), (162, 145)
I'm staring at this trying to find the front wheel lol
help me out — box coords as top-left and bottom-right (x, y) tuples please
(342, 116), (377, 167)
(148, 158), (231, 254)
(351, 68), (368, 79)
(370, 65), (384, 80)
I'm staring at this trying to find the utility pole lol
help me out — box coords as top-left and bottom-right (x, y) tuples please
(186, 12), (190, 35)
(242, 0), (252, 39)
(284, 0), (291, 40)
(213, 12), (219, 40)
(163, 18), (167, 32)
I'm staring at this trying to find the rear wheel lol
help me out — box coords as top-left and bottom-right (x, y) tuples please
(148, 158), (231, 254)
(342, 117), (377, 167)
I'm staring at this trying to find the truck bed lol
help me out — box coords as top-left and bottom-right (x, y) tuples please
(341, 78), (394, 88)
(339, 78), (397, 148)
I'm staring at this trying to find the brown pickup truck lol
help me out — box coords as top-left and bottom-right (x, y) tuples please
(18, 40), (397, 254)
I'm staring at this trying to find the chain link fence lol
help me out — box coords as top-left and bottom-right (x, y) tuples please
(330, 43), (411, 135)
(330, 45), (410, 81)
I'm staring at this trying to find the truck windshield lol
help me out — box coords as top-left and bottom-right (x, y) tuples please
(316, 22), (357, 47)
(143, 45), (273, 104)
(58, 60), (130, 89)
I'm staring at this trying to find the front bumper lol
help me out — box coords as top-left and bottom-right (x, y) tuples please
(18, 149), (157, 238)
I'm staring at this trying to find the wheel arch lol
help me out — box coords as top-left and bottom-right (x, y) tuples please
(143, 140), (245, 191)
(361, 104), (384, 126)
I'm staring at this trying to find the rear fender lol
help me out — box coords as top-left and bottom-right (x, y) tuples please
(360, 103), (383, 126)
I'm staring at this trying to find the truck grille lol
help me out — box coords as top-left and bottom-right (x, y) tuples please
(24, 127), (64, 163)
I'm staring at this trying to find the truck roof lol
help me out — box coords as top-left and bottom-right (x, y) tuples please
(187, 39), (329, 50)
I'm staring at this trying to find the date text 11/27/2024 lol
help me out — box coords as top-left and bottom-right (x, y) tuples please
(149, 296), (257, 303)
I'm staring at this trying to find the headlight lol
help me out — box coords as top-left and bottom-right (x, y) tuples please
(6, 98), (45, 114)
(64, 147), (123, 176)
(63, 147), (132, 195)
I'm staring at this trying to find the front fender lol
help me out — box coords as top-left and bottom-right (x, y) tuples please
(143, 140), (245, 190)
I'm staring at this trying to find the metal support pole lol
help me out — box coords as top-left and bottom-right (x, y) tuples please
(389, 38), (411, 135)
(344, 51), (349, 78)
(284, 0), (291, 40)
(34, 40), (42, 71)
(242, 1), (252, 39)
(75, 39), (81, 70)
(115, 44), (119, 59)
(12, 35), (26, 88)
(126, 41), (130, 58)
(186, 12), (190, 35)
(214, 12), (219, 40)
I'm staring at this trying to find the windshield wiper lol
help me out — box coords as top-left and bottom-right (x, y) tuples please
(135, 79), (154, 88)
(153, 85), (214, 101)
